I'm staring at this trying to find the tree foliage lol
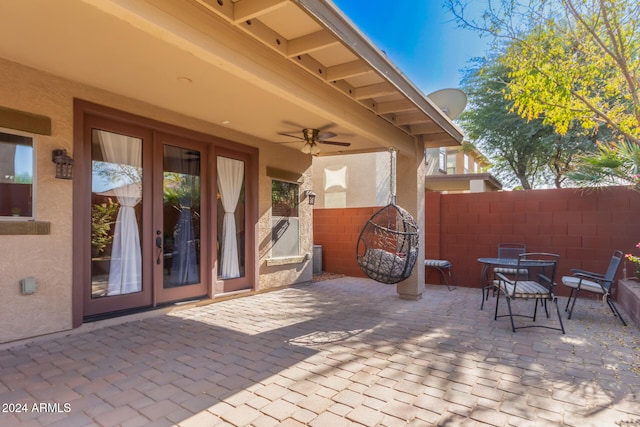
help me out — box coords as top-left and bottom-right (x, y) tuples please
(569, 139), (640, 189)
(447, 0), (640, 144)
(459, 57), (598, 189)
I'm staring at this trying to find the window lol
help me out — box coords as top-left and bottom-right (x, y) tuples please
(271, 180), (299, 258)
(438, 148), (447, 173)
(464, 154), (469, 174)
(0, 129), (35, 219)
(446, 152), (456, 175)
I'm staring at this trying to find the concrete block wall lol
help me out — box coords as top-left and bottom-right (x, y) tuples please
(427, 187), (640, 297)
(312, 207), (378, 278)
(313, 186), (640, 300)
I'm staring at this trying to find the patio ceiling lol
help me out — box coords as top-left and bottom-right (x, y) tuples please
(0, 0), (464, 156)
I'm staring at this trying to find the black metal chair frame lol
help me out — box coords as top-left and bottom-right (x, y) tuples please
(481, 243), (526, 309)
(494, 253), (565, 334)
(424, 259), (456, 291)
(563, 250), (626, 326)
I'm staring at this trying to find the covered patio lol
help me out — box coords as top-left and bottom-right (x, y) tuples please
(1, 277), (638, 426)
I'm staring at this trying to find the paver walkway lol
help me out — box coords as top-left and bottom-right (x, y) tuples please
(1, 277), (639, 426)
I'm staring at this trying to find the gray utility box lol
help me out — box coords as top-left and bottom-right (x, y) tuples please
(313, 245), (322, 274)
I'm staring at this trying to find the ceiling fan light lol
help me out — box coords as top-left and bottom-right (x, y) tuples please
(300, 143), (312, 154)
(310, 144), (321, 155)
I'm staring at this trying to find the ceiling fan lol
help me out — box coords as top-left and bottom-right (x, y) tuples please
(278, 128), (351, 155)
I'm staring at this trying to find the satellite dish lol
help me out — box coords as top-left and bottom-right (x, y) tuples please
(427, 88), (467, 120)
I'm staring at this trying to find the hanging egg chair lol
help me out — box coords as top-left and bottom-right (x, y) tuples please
(356, 149), (419, 284)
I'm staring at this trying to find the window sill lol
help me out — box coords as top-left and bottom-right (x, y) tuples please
(0, 221), (51, 235)
(266, 254), (309, 267)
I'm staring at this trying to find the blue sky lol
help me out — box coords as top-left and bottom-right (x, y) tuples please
(331, 1), (490, 96)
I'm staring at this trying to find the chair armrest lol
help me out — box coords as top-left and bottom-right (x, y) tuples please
(495, 272), (513, 284)
(537, 273), (553, 286)
(570, 268), (604, 280)
(572, 272), (606, 283)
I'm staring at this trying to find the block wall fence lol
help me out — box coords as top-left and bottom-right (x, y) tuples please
(312, 186), (640, 298)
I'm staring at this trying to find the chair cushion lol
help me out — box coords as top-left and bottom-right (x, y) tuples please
(499, 280), (549, 298)
(362, 248), (406, 278)
(424, 259), (451, 268)
(561, 276), (606, 294)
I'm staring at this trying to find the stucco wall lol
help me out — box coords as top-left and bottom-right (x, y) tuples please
(0, 58), (313, 343)
(312, 152), (391, 208)
(0, 59), (75, 342)
(257, 153), (315, 290)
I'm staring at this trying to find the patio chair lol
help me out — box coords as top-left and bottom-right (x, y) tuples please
(562, 250), (626, 326)
(494, 243), (527, 276)
(481, 243), (527, 309)
(424, 259), (456, 290)
(494, 253), (565, 334)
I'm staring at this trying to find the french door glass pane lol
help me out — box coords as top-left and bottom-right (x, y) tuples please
(90, 129), (143, 298)
(163, 145), (201, 288)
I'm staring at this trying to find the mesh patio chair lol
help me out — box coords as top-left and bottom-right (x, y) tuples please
(494, 253), (565, 334)
(561, 250), (626, 326)
(481, 243), (527, 309)
(494, 243), (527, 276)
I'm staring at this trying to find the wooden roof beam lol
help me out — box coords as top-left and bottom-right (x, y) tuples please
(326, 60), (372, 81)
(409, 122), (442, 135)
(353, 82), (395, 100)
(233, 0), (288, 23)
(287, 30), (339, 57)
(394, 111), (434, 126)
(375, 99), (415, 114)
(421, 133), (461, 148)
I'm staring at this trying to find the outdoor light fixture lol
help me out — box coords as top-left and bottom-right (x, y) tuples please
(52, 149), (73, 179)
(300, 141), (321, 156)
(305, 190), (316, 205)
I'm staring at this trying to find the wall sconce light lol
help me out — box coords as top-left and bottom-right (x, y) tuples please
(305, 190), (316, 205)
(52, 149), (73, 179)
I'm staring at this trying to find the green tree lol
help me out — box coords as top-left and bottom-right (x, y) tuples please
(447, 0), (639, 141)
(446, 0), (640, 189)
(569, 140), (640, 190)
(459, 57), (597, 188)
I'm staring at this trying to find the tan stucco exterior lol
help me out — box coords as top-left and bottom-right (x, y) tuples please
(0, 1), (464, 344)
(0, 57), (315, 343)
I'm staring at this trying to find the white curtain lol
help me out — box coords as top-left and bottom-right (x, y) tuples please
(98, 130), (143, 296)
(217, 157), (244, 279)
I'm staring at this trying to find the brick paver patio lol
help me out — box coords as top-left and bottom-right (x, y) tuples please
(1, 277), (638, 426)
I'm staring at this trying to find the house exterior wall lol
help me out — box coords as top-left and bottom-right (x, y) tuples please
(0, 57), (313, 343)
(1, 59), (75, 342)
(314, 186), (640, 300)
(312, 152), (391, 208)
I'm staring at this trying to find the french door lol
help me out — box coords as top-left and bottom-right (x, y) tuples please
(84, 117), (207, 317)
(154, 133), (208, 304)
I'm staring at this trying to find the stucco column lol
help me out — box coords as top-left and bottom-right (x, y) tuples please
(395, 144), (425, 300)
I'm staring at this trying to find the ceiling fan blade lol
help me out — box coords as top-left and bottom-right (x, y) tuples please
(317, 123), (336, 132)
(317, 131), (337, 140)
(318, 140), (351, 147)
(277, 132), (304, 141)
